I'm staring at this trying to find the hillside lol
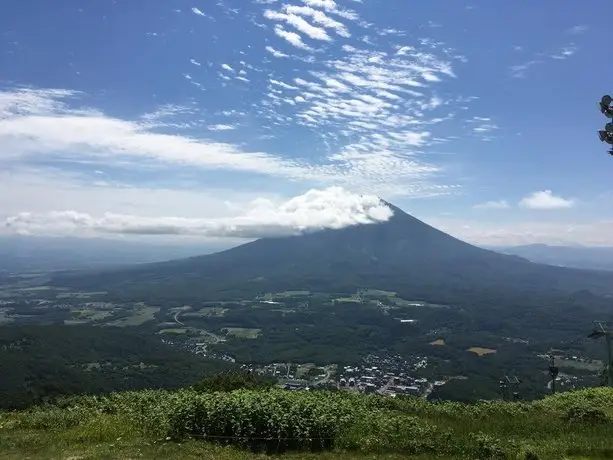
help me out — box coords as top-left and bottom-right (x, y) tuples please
(0, 325), (233, 410)
(2, 384), (613, 459)
(50, 201), (613, 303)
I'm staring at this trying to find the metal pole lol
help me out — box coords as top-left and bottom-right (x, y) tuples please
(606, 333), (613, 387)
(549, 355), (556, 394)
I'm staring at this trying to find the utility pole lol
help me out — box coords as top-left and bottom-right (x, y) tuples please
(588, 321), (613, 387)
(498, 378), (508, 401)
(547, 351), (559, 394)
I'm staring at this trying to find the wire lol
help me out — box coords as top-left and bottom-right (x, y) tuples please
(161, 433), (336, 441)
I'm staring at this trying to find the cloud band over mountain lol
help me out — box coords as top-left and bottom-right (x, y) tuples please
(5, 187), (393, 238)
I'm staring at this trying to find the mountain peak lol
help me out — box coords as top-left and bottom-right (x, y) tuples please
(52, 200), (613, 301)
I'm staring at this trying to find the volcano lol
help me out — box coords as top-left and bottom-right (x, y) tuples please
(51, 201), (613, 301)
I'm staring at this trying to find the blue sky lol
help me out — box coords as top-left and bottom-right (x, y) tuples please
(1, 0), (612, 246)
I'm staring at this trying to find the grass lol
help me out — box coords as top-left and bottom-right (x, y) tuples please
(2, 387), (613, 459)
(467, 347), (498, 356)
(334, 297), (361, 303)
(362, 289), (397, 296)
(556, 358), (603, 372)
(66, 308), (114, 324)
(274, 290), (311, 297)
(158, 328), (189, 334)
(106, 306), (160, 327)
(223, 327), (261, 339)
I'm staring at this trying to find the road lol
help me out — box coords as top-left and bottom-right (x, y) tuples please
(173, 311), (184, 326)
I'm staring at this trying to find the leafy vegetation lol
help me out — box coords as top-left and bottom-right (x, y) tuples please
(2, 386), (613, 458)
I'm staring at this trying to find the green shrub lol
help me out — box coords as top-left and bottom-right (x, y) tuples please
(564, 405), (610, 425)
(336, 412), (453, 455)
(467, 432), (509, 459)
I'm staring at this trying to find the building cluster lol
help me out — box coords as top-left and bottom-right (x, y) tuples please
(335, 353), (443, 397)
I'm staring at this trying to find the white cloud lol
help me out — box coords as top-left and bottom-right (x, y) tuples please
(265, 45), (289, 58)
(473, 200), (510, 210)
(284, 5), (350, 37)
(302, 0), (338, 11)
(273, 25), (313, 50)
(5, 187), (394, 238)
(0, 167), (268, 222)
(519, 190), (575, 210)
(221, 63), (234, 72)
(191, 7), (209, 18)
(264, 10), (331, 41)
(190, 59), (202, 66)
(208, 124), (236, 131)
(0, 88), (305, 177)
(270, 79), (298, 90)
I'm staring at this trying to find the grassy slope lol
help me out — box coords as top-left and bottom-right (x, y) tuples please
(2, 388), (613, 459)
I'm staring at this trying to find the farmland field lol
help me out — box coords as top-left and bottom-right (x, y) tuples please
(467, 347), (497, 356)
(223, 327), (261, 339)
(107, 307), (160, 327)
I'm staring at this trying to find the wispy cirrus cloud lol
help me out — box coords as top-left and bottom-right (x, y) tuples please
(0, 86), (451, 198)
(567, 24), (588, 35)
(549, 44), (577, 60)
(509, 37), (579, 78)
(473, 200), (509, 210)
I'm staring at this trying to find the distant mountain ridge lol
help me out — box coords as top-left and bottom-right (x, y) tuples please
(0, 235), (224, 274)
(489, 243), (613, 272)
(50, 201), (613, 301)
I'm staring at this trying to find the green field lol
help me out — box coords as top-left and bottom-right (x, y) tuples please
(106, 307), (160, 327)
(223, 327), (261, 339)
(467, 347), (498, 356)
(19, 286), (53, 292)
